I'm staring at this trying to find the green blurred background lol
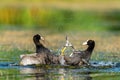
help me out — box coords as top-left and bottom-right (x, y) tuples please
(0, 0), (120, 32)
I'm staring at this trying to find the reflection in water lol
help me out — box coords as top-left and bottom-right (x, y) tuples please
(2, 61), (120, 80)
(58, 68), (66, 80)
(1, 61), (120, 80)
(20, 67), (49, 80)
(20, 67), (92, 80)
(0, 63), (120, 80)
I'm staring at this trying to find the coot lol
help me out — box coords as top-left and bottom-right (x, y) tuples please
(64, 40), (95, 66)
(33, 34), (50, 54)
(20, 34), (60, 65)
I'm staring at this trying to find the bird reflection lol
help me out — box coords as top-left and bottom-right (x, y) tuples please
(20, 67), (92, 80)
(20, 67), (49, 80)
(58, 68), (66, 80)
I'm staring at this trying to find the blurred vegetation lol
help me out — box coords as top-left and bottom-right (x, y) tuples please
(0, 0), (120, 32)
(103, 10), (120, 31)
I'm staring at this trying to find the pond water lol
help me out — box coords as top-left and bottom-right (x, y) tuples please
(0, 61), (120, 80)
(0, 31), (120, 80)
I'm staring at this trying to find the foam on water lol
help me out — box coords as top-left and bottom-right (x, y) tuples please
(90, 61), (117, 67)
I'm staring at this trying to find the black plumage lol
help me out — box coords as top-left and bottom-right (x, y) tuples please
(33, 34), (59, 64)
(33, 34), (50, 54)
(64, 40), (95, 66)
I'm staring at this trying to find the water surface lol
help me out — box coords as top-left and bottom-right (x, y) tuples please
(0, 61), (120, 80)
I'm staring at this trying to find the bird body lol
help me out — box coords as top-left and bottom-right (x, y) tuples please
(20, 35), (95, 66)
(64, 40), (95, 66)
(20, 34), (60, 66)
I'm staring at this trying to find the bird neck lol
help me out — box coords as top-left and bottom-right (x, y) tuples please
(34, 39), (45, 52)
(34, 39), (42, 46)
(86, 44), (95, 53)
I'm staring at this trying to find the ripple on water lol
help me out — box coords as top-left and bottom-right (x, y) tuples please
(0, 61), (120, 73)
(0, 61), (120, 80)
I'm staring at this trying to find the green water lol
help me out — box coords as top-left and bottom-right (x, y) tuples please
(0, 0), (120, 79)
(0, 48), (120, 80)
(0, 30), (119, 80)
(0, 63), (120, 80)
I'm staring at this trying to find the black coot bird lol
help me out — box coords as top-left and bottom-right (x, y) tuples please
(20, 34), (51, 65)
(64, 40), (95, 66)
(20, 34), (60, 65)
(33, 34), (52, 64)
(33, 34), (60, 64)
(33, 34), (50, 54)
